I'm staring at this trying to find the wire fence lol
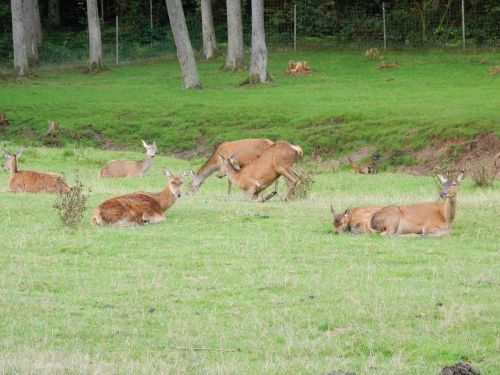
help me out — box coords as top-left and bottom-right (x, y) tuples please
(0, 1), (498, 69)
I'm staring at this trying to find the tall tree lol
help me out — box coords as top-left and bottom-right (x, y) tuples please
(23, 0), (42, 63)
(246, 0), (270, 83)
(86, 0), (104, 72)
(11, 0), (29, 77)
(201, 0), (218, 59)
(165, 0), (201, 89)
(224, 0), (244, 71)
(48, 0), (61, 27)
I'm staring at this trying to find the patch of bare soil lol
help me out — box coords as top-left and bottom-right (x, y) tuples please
(440, 362), (481, 375)
(398, 133), (500, 176)
(337, 146), (371, 164)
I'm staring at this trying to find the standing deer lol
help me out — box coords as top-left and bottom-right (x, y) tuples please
(370, 172), (465, 236)
(188, 138), (273, 194)
(92, 168), (192, 226)
(332, 205), (382, 234)
(218, 141), (302, 201)
(100, 140), (157, 177)
(2, 149), (72, 193)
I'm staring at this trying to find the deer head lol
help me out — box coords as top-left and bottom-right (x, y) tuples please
(2, 149), (21, 171)
(331, 205), (351, 234)
(217, 153), (240, 178)
(163, 168), (193, 198)
(437, 171), (464, 199)
(142, 140), (158, 158)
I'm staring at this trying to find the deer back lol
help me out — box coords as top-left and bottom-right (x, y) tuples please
(9, 170), (71, 193)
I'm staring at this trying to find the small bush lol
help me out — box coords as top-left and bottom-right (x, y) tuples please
(466, 156), (496, 188)
(53, 174), (90, 227)
(289, 161), (319, 200)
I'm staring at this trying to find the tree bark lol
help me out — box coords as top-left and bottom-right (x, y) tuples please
(201, 0), (218, 59)
(247, 0), (270, 84)
(11, 0), (29, 77)
(48, 0), (61, 27)
(224, 0), (245, 71)
(23, 0), (42, 63)
(165, 0), (201, 89)
(86, 0), (104, 72)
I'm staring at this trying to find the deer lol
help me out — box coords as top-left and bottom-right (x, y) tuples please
(331, 205), (383, 234)
(348, 157), (376, 174)
(100, 140), (157, 177)
(370, 172), (465, 236)
(217, 140), (302, 201)
(92, 168), (192, 226)
(188, 138), (274, 194)
(2, 149), (72, 193)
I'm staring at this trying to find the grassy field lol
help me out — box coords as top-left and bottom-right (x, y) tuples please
(0, 147), (498, 374)
(1, 50), (499, 166)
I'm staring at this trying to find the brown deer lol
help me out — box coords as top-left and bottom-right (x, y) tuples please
(348, 157), (376, 174)
(332, 205), (382, 234)
(92, 168), (192, 226)
(2, 149), (72, 193)
(218, 141), (302, 201)
(370, 172), (465, 236)
(188, 138), (273, 194)
(100, 140), (157, 177)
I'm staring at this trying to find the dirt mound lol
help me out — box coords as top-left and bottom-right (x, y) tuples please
(440, 362), (481, 375)
(399, 133), (500, 175)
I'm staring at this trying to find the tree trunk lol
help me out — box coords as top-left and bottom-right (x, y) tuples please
(247, 0), (270, 84)
(23, 0), (43, 64)
(224, 0), (245, 71)
(86, 0), (104, 72)
(201, 0), (218, 59)
(11, 0), (29, 77)
(48, 0), (61, 27)
(165, 0), (201, 89)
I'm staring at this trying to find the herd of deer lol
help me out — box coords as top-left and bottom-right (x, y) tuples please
(2, 137), (474, 237)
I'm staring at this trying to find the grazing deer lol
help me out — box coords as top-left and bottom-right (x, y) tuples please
(2, 149), (72, 193)
(332, 205), (382, 234)
(348, 157), (376, 174)
(188, 138), (273, 194)
(100, 140), (157, 177)
(218, 141), (302, 201)
(92, 168), (192, 226)
(370, 172), (465, 236)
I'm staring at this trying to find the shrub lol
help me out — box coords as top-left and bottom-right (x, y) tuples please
(53, 174), (90, 227)
(289, 161), (319, 200)
(466, 156), (496, 188)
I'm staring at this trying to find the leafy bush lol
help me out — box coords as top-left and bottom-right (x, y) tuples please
(289, 161), (319, 200)
(53, 174), (90, 227)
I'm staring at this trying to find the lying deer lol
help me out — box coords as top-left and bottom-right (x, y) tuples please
(332, 205), (382, 234)
(2, 149), (72, 193)
(92, 168), (192, 226)
(370, 172), (464, 236)
(218, 141), (302, 201)
(100, 140), (157, 177)
(188, 138), (273, 194)
(348, 157), (376, 174)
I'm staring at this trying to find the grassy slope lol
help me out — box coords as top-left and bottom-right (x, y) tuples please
(0, 148), (498, 374)
(0, 50), (499, 166)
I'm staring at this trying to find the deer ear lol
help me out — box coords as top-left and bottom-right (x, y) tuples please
(456, 171), (464, 182)
(343, 207), (351, 216)
(218, 154), (225, 162)
(162, 168), (171, 177)
(436, 174), (447, 184)
(15, 148), (22, 157)
(230, 152), (238, 160)
(142, 139), (148, 148)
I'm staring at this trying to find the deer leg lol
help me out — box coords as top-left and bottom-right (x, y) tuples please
(277, 167), (300, 201)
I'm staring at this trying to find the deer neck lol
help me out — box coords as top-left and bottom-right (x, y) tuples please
(141, 155), (154, 174)
(155, 185), (176, 211)
(10, 156), (18, 175)
(441, 195), (457, 227)
(192, 160), (219, 188)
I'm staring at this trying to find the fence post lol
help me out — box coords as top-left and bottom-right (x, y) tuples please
(461, 0), (465, 50)
(150, 0), (153, 29)
(382, 2), (387, 50)
(293, 5), (297, 51)
(115, 16), (119, 65)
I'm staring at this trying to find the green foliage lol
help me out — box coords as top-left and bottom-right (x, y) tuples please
(53, 174), (90, 228)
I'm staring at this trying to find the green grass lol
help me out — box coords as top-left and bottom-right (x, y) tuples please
(1, 50), (499, 166)
(0, 147), (498, 374)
